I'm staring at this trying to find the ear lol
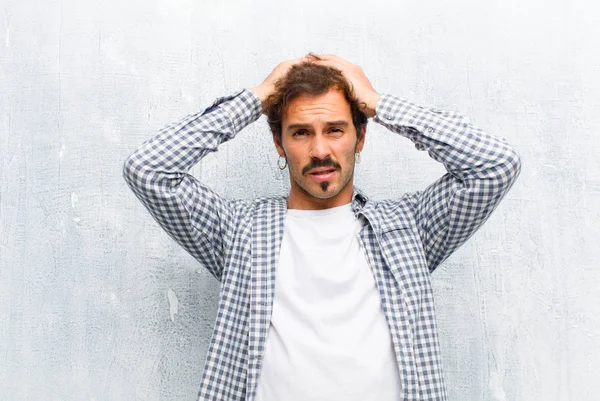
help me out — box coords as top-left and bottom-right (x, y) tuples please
(355, 125), (366, 153)
(272, 132), (286, 157)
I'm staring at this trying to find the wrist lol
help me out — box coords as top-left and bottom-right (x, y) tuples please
(250, 85), (270, 113)
(219, 90), (264, 133)
(364, 92), (380, 118)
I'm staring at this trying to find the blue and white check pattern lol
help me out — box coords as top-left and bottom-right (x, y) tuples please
(123, 89), (521, 401)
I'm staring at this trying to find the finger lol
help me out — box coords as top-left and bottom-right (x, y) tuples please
(310, 53), (335, 60)
(305, 52), (322, 59)
(310, 58), (345, 71)
(278, 57), (310, 73)
(293, 55), (312, 65)
(284, 57), (303, 66)
(311, 54), (352, 66)
(306, 54), (337, 65)
(311, 56), (354, 72)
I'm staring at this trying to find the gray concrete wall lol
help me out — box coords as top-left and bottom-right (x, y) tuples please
(1, 0), (598, 399)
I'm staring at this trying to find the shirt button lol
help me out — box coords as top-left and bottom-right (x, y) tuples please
(385, 114), (393, 120)
(427, 127), (434, 133)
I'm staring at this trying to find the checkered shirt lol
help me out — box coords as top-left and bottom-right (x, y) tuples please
(123, 89), (522, 400)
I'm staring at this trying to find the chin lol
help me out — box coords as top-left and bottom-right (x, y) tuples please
(292, 173), (350, 201)
(306, 182), (342, 199)
(307, 191), (337, 200)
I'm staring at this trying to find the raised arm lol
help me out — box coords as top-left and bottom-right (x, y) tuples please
(373, 95), (522, 272)
(123, 57), (309, 281)
(122, 90), (262, 281)
(309, 53), (522, 272)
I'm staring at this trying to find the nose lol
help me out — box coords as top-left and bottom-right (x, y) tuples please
(309, 132), (331, 160)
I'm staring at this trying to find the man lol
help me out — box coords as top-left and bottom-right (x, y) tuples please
(123, 54), (521, 401)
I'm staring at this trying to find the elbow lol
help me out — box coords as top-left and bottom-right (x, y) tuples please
(122, 151), (146, 192)
(492, 145), (522, 194)
(504, 146), (523, 184)
(122, 149), (179, 197)
(122, 153), (135, 187)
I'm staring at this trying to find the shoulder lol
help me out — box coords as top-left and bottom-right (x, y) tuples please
(367, 192), (421, 233)
(250, 195), (287, 209)
(229, 195), (287, 218)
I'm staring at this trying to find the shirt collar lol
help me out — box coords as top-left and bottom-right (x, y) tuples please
(282, 187), (368, 214)
(351, 186), (369, 214)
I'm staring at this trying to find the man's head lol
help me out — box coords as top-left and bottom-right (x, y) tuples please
(265, 62), (368, 143)
(264, 62), (368, 209)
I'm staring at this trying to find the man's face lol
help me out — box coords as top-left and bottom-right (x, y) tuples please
(274, 89), (365, 209)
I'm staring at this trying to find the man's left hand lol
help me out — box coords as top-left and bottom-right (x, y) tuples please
(307, 54), (380, 118)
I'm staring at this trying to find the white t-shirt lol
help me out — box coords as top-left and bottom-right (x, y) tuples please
(255, 203), (402, 401)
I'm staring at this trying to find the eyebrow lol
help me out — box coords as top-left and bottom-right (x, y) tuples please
(286, 120), (350, 130)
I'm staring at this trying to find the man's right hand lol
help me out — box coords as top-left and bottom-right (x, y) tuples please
(250, 56), (310, 114)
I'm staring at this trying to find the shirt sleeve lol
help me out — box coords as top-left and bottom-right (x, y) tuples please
(373, 94), (522, 272)
(122, 89), (263, 281)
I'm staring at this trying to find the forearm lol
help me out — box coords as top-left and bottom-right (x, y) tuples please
(121, 89), (261, 279)
(373, 94), (522, 190)
(373, 94), (522, 271)
(123, 89), (262, 194)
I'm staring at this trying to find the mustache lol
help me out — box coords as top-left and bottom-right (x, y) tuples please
(302, 157), (341, 175)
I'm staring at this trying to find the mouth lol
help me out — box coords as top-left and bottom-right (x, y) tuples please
(308, 168), (337, 182)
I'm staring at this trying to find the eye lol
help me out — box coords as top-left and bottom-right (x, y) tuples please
(293, 129), (308, 137)
(330, 127), (344, 134)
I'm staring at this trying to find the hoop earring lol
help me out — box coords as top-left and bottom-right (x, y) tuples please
(355, 152), (361, 164)
(277, 156), (287, 170)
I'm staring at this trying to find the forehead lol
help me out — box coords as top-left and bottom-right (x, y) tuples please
(283, 90), (351, 126)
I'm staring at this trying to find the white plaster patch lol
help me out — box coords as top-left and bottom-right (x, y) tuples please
(100, 290), (123, 310)
(182, 92), (195, 105)
(129, 65), (139, 75)
(47, 312), (55, 330)
(489, 369), (508, 401)
(102, 118), (121, 144)
(101, 40), (123, 65)
(158, 0), (193, 21)
(4, 10), (9, 48)
(71, 192), (78, 209)
(101, 38), (139, 78)
(167, 288), (179, 322)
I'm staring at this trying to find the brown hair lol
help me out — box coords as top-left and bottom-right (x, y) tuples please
(264, 62), (368, 144)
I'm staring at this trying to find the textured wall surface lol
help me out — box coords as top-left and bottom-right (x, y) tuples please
(1, 0), (599, 400)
